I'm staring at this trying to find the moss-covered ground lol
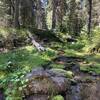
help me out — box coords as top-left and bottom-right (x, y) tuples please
(0, 27), (100, 99)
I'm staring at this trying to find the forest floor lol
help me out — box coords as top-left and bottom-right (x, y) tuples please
(0, 41), (100, 99)
(0, 43), (100, 80)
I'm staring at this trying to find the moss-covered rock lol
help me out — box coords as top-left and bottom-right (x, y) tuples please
(23, 68), (70, 97)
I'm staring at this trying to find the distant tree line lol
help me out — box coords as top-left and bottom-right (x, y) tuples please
(0, 0), (100, 35)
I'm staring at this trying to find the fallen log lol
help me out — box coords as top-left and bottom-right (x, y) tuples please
(27, 30), (46, 52)
(29, 28), (63, 43)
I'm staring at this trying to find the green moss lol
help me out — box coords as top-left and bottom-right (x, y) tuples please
(51, 63), (64, 69)
(67, 42), (85, 51)
(52, 95), (64, 100)
(80, 54), (100, 74)
(0, 71), (6, 79)
(80, 64), (100, 74)
(0, 46), (56, 72)
(50, 68), (74, 78)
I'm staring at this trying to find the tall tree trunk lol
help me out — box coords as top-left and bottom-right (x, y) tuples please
(52, 0), (56, 29)
(51, 0), (66, 30)
(14, 0), (20, 28)
(88, 0), (92, 34)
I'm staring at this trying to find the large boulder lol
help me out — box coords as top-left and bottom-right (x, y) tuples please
(23, 68), (70, 99)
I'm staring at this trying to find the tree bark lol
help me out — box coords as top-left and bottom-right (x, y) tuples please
(14, 0), (20, 28)
(52, 0), (56, 29)
(88, 0), (92, 34)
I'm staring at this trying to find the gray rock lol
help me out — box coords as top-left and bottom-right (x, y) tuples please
(25, 95), (49, 100)
(51, 76), (69, 92)
(23, 68), (70, 98)
(26, 67), (51, 79)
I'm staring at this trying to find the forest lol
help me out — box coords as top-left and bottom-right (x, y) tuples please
(0, 0), (100, 100)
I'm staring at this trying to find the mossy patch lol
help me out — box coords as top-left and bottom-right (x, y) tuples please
(80, 63), (100, 74)
(80, 54), (100, 74)
(51, 95), (64, 100)
(50, 68), (74, 78)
